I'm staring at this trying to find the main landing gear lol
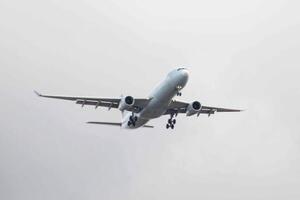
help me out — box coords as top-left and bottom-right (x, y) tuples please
(166, 113), (177, 129)
(128, 114), (138, 127)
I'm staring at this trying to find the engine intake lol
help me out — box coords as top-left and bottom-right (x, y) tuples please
(186, 101), (202, 116)
(125, 96), (134, 105)
(118, 96), (135, 111)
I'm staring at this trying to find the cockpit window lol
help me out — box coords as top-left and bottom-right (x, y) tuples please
(177, 68), (186, 71)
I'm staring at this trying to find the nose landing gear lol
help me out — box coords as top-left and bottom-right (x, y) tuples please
(176, 85), (183, 96)
(176, 92), (182, 96)
(166, 113), (177, 129)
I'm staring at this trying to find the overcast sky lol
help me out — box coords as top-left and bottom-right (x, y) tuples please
(1, 0), (300, 199)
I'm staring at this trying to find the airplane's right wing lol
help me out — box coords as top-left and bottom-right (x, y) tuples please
(34, 91), (149, 113)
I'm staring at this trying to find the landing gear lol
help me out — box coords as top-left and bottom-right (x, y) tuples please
(166, 113), (177, 129)
(176, 85), (183, 96)
(130, 116), (137, 122)
(127, 121), (133, 126)
(128, 114), (138, 127)
(166, 123), (175, 129)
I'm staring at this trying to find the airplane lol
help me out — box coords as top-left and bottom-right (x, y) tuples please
(35, 68), (242, 129)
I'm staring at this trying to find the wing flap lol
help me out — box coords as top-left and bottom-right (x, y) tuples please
(76, 100), (119, 109)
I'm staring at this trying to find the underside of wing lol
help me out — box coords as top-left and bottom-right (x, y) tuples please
(34, 91), (149, 113)
(201, 106), (242, 113)
(165, 100), (243, 116)
(34, 91), (119, 102)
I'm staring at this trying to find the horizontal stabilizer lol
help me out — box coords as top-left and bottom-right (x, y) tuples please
(87, 121), (154, 128)
(87, 122), (122, 126)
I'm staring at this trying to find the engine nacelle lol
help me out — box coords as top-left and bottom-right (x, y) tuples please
(118, 96), (135, 111)
(186, 101), (202, 116)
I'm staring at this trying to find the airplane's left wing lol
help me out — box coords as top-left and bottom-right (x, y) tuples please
(34, 91), (149, 113)
(165, 100), (242, 116)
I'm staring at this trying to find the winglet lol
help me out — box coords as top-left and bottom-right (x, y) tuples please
(34, 90), (42, 97)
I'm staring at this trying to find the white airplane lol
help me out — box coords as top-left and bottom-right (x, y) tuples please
(35, 68), (242, 129)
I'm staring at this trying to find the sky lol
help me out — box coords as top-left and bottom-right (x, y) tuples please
(1, 0), (300, 199)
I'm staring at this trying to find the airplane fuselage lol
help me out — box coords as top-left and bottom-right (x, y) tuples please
(122, 68), (189, 129)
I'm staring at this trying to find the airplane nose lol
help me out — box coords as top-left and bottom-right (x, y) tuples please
(179, 69), (189, 86)
(181, 69), (189, 80)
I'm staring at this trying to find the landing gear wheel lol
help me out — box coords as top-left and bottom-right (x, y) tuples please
(172, 119), (176, 124)
(129, 115), (137, 127)
(166, 124), (170, 129)
(168, 119), (172, 124)
(170, 124), (174, 129)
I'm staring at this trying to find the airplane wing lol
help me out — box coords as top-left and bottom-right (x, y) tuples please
(165, 100), (242, 116)
(34, 91), (149, 113)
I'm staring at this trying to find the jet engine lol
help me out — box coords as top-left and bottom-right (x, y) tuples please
(118, 96), (135, 111)
(186, 101), (202, 116)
